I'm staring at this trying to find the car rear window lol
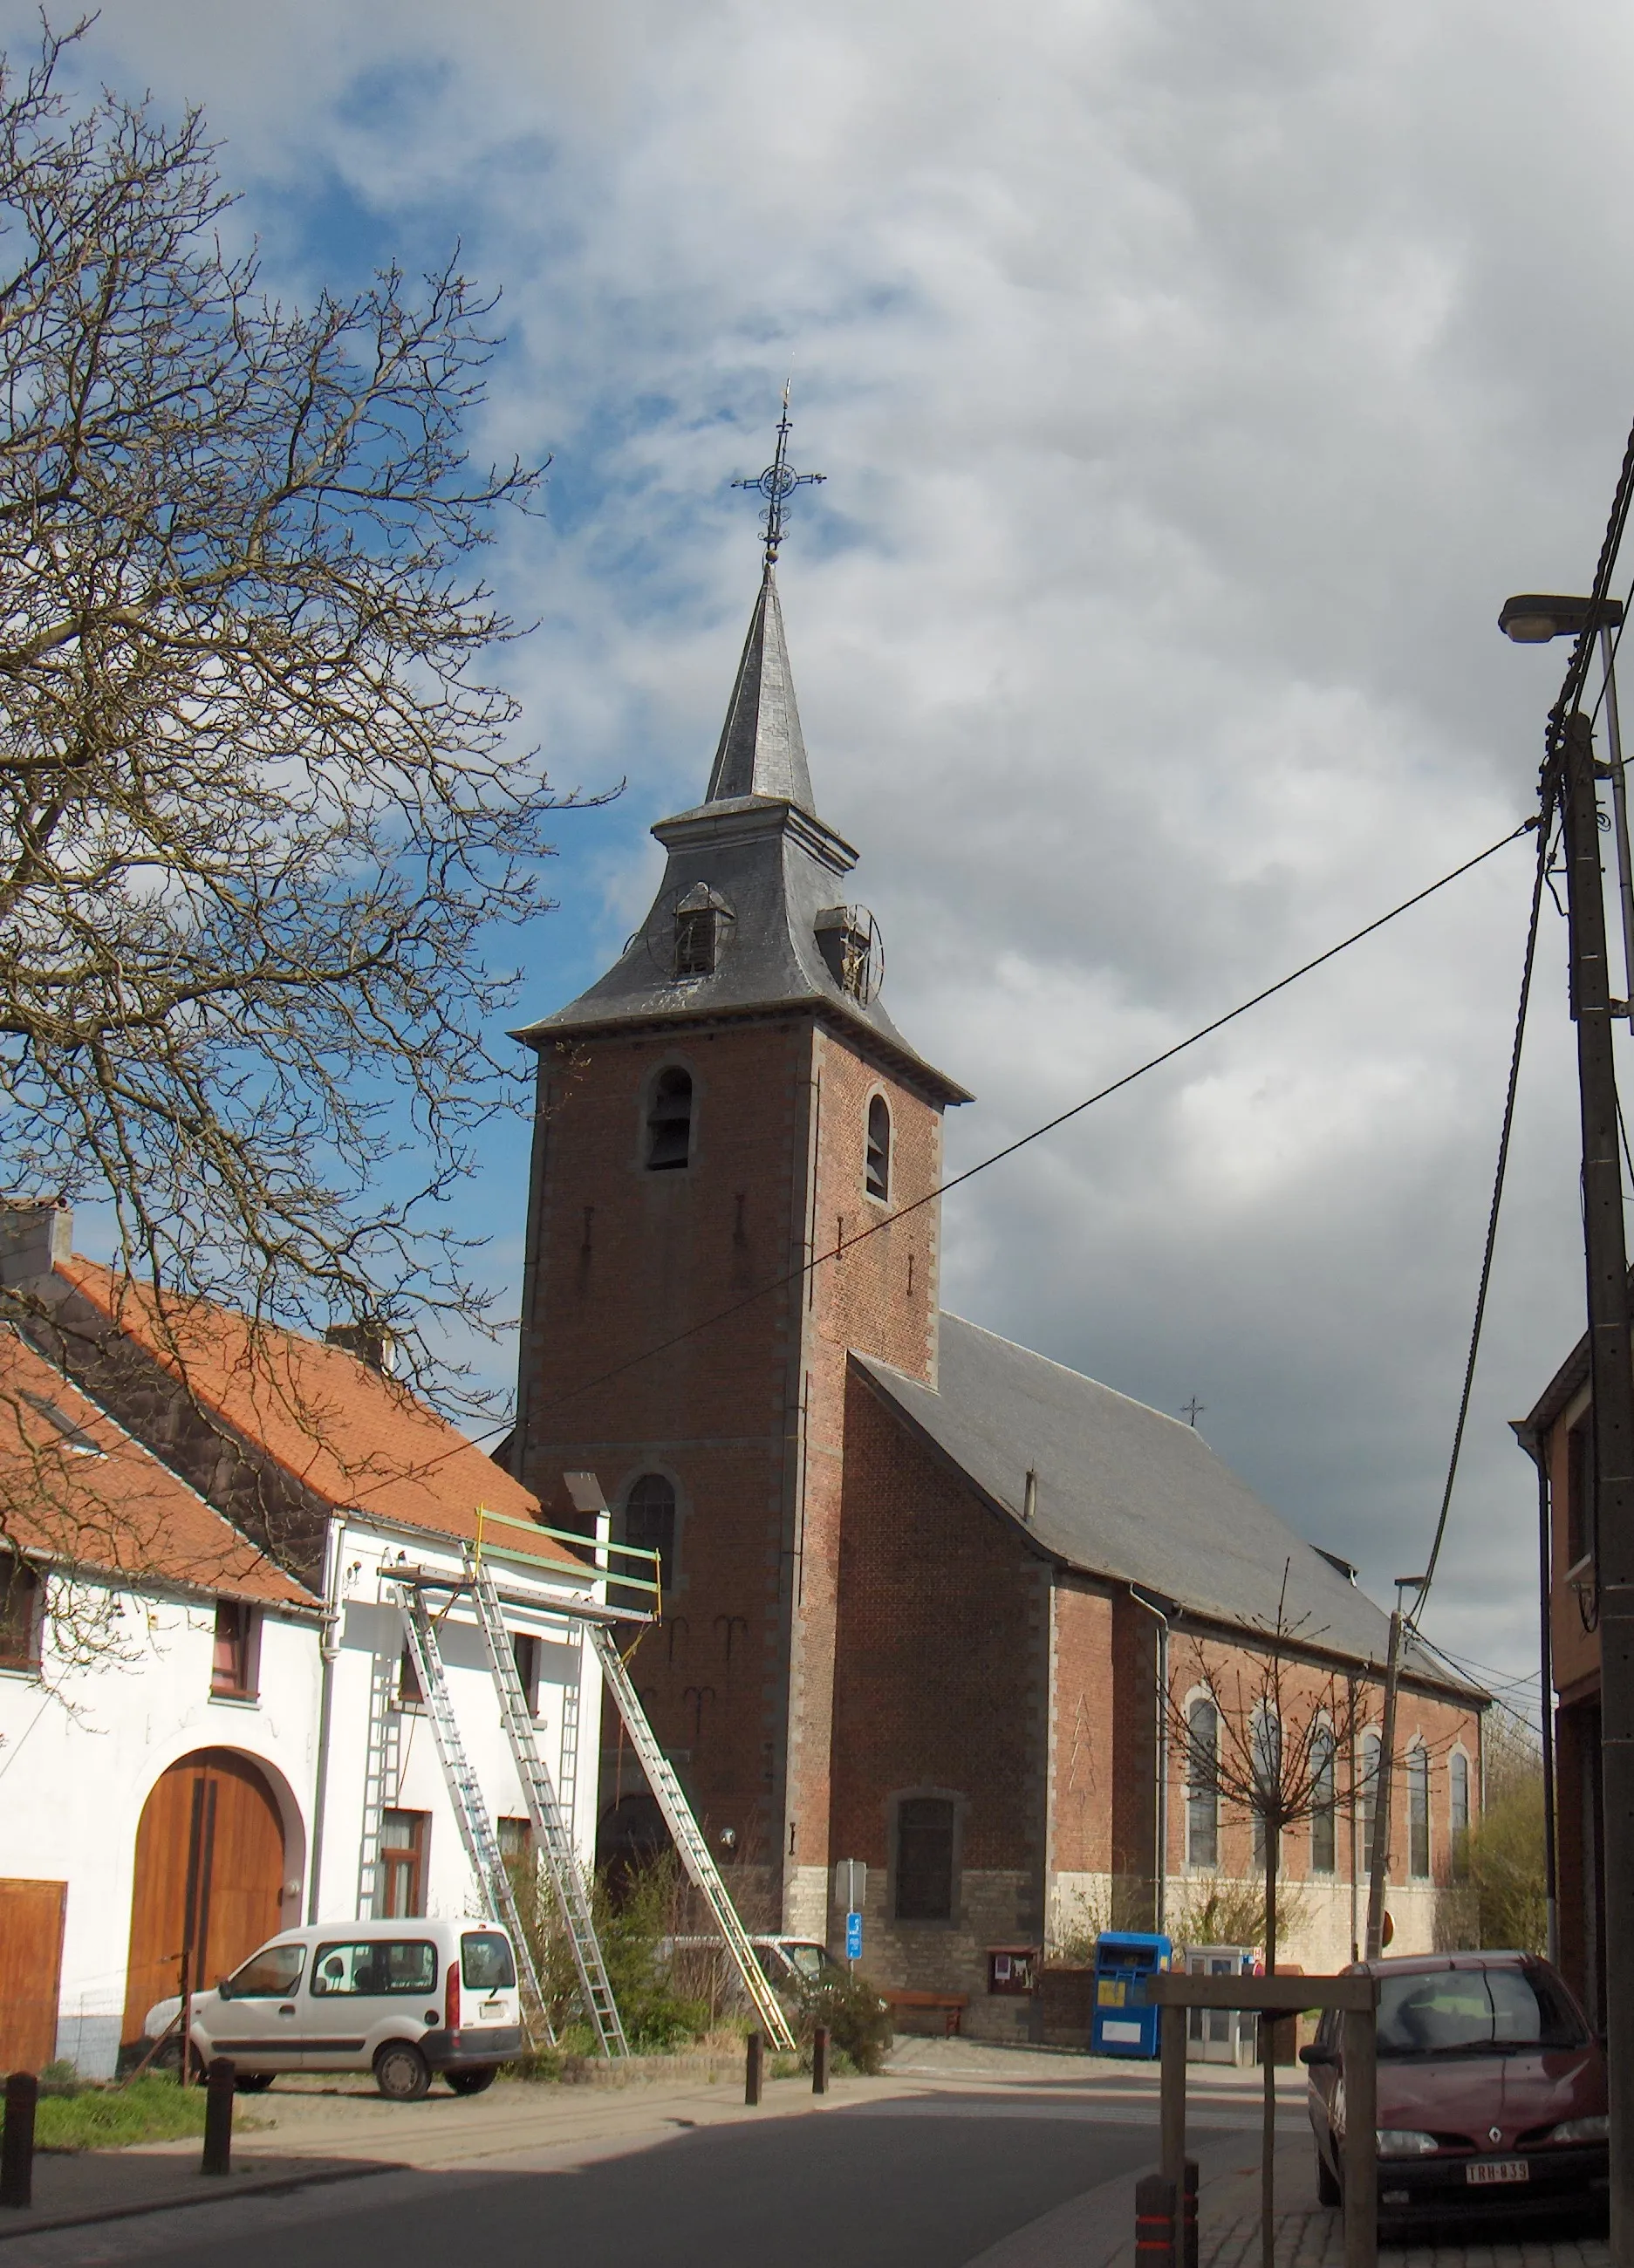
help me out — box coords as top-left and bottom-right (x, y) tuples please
(461, 1931), (516, 1991)
(311, 1941), (438, 1996)
(1377, 1967), (1587, 2056)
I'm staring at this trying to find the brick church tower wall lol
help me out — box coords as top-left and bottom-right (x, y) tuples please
(830, 1369), (1051, 2039)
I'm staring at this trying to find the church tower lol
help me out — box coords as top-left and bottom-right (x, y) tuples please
(511, 416), (969, 1932)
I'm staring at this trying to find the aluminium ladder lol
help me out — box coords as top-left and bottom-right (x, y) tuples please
(589, 1622), (797, 2052)
(397, 1588), (553, 2047)
(467, 1553), (629, 2059)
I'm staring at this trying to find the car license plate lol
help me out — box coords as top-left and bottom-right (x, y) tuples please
(1466, 2160), (1529, 2186)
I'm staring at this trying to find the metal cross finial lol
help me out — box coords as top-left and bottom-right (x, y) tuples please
(733, 382), (825, 572)
(1181, 1397), (1205, 1427)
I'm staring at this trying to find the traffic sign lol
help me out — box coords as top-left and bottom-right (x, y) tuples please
(845, 1910), (863, 1961)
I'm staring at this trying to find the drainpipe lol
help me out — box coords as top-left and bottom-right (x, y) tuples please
(1128, 1586), (1172, 1936)
(1511, 1421), (1559, 1967)
(306, 1516), (345, 1926)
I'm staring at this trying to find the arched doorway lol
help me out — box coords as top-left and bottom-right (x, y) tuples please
(121, 1749), (285, 2048)
(597, 1792), (668, 1902)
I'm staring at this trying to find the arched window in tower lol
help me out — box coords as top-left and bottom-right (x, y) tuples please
(646, 1068), (693, 1171)
(1185, 1698), (1218, 1868)
(865, 1095), (891, 1202)
(622, 1472), (676, 1609)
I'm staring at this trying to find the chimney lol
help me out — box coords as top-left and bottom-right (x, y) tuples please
(324, 1320), (397, 1375)
(0, 1201), (72, 1288)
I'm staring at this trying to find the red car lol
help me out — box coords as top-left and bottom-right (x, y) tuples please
(1302, 1951), (1608, 2229)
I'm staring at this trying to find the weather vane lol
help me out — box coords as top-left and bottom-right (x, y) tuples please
(733, 383), (824, 572)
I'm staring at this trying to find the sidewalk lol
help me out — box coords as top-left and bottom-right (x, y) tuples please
(0, 2064), (899, 2241)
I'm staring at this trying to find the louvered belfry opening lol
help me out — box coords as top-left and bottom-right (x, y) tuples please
(865, 1095), (891, 1201)
(646, 1067), (694, 1171)
(674, 905), (718, 975)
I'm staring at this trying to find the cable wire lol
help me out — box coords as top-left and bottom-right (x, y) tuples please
(1408, 810), (1551, 1623)
(529, 819), (1535, 1425)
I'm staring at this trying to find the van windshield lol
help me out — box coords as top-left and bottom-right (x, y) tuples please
(229, 1944), (304, 1998)
(461, 1931), (516, 1991)
(1377, 1968), (1587, 2058)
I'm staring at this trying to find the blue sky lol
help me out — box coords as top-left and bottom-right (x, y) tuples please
(26, 0), (1634, 1704)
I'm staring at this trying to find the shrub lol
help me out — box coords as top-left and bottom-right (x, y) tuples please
(795, 1971), (895, 2076)
(516, 1849), (714, 2053)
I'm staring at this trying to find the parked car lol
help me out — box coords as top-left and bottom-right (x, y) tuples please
(660, 1934), (851, 2016)
(1302, 1951), (1607, 2230)
(141, 1918), (523, 2101)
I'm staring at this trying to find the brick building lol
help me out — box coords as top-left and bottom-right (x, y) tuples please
(509, 557), (1484, 2032)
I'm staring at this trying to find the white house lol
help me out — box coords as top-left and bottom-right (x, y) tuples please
(0, 1207), (609, 2079)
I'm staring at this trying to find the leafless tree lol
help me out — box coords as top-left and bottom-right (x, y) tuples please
(0, 23), (579, 1638)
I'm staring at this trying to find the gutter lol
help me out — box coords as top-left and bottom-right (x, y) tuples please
(306, 1514), (344, 1925)
(1126, 1584), (1173, 1935)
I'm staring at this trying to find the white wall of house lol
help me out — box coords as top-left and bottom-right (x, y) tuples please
(0, 1574), (320, 2078)
(0, 1522), (608, 2078)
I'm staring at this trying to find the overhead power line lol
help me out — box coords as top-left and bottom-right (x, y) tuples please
(533, 817), (1535, 1424)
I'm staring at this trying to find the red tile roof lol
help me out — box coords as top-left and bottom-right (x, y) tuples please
(58, 1258), (583, 1575)
(0, 1329), (315, 1606)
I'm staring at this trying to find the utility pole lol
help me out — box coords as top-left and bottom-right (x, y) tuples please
(1364, 1606), (1402, 1962)
(1557, 707), (1634, 2259)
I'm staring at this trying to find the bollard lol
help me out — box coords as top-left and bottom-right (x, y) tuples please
(201, 2058), (236, 2176)
(1134, 2170), (1177, 2268)
(811, 2025), (830, 2095)
(1181, 2157), (1199, 2268)
(744, 2029), (763, 2106)
(0, 2072), (38, 2210)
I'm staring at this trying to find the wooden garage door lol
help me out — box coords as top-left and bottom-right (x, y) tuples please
(0, 1880), (66, 2072)
(121, 1750), (285, 2048)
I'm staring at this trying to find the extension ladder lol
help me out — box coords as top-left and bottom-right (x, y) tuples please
(398, 1589), (552, 2046)
(467, 1554), (628, 2058)
(589, 1623), (797, 2052)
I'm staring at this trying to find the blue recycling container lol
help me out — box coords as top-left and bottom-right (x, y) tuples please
(1090, 1930), (1173, 2058)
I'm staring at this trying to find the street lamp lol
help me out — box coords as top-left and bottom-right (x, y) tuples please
(1500, 592), (1634, 1007)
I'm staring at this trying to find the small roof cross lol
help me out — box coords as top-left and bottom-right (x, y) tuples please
(733, 383), (825, 572)
(1181, 1397), (1206, 1427)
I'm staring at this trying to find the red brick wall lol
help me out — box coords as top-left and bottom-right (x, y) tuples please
(516, 1012), (948, 1915)
(1049, 1582), (1116, 1878)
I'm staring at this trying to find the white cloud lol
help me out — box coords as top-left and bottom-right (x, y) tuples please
(19, 0), (1634, 1691)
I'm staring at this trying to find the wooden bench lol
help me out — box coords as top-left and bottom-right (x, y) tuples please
(880, 1988), (968, 2038)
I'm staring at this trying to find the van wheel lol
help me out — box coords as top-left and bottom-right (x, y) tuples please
(235, 2073), (276, 2094)
(373, 2042), (432, 2102)
(445, 2066), (496, 2096)
(1316, 2144), (1342, 2208)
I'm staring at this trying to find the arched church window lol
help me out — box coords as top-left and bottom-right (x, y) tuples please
(865, 1096), (891, 1202)
(646, 1068), (693, 1172)
(1185, 1699), (1218, 1868)
(623, 1472), (676, 1605)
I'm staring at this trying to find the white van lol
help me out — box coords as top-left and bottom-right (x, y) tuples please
(141, 1918), (523, 2101)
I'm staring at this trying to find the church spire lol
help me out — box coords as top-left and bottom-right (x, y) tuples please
(707, 392), (825, 810)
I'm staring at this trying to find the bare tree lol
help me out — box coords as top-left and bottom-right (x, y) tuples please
(0, 24), (580, 1636)
(1169, 1574), (1381, 2265)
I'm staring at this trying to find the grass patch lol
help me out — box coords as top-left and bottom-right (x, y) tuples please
(3, 2076), (211, 2154)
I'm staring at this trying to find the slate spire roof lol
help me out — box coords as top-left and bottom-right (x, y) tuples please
(515, 568), (969, 1103)
(705, 569), (814, 811)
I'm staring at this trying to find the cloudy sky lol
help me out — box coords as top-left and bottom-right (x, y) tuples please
(31, 0), (1634, 1701)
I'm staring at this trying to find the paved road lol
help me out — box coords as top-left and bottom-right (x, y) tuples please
(10, 2093), (1225, 2268)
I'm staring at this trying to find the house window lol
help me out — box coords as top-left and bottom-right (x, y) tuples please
(623, 1472), (676, 1605)
(1359, 1732), (1382, 1874)
(1408, 1747), (1431, 1879)
(865, 1096), (891, 1203)
(0, 1554), (41, 1672)
(894, 1796), (956, 1921)
(512, 1633), (541, 1718)
(377, 1809), (428, 1918)
(1310, 1724), (1337, 1875)
(396, 1642), (424, 1711)
(1185, 1699), (1219, 1868)
(1567, 1415), (1595, 1566)
(646, 1068), (693, 1172)
(1450, 1750), (1470, 1852)
(1251, 1706), (1282, 1867)
(210, 1601), (258, 1698)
